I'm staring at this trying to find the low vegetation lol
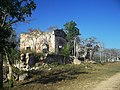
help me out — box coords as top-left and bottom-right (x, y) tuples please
(2, 62), (120, 90)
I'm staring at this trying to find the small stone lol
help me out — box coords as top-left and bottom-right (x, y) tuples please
(19, 73), (28, 81)
(73, 57), (81, 64)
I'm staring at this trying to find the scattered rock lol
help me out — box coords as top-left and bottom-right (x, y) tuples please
(73, 57), (81, 64)
(13, 73), (19, 81)
(48, 68), (52, 71)
(3, 74), (7, 83)
(19, 73), (29, 81)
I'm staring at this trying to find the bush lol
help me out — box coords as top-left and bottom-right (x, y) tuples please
(8, 79), (13, 87)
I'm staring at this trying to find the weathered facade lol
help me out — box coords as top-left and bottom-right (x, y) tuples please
(20, 29), (67, 54)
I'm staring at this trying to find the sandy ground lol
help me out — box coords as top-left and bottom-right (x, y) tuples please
(93, 73), (120, 90)
(57, 73), (120, 90)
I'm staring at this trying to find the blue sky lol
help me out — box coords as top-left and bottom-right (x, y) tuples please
(16, 0), (120, 49)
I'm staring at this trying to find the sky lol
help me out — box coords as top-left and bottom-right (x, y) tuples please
(16, 0), (120, 49)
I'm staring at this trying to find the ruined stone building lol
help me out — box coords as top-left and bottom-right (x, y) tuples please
(20, 29), (67, 54)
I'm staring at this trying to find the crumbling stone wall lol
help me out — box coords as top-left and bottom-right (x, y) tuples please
(20, 29), (66, 54)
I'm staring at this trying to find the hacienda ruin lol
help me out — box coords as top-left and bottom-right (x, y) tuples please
(20, 29), (67, 54)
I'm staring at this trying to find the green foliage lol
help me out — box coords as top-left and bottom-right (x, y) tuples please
(0, 27), (17, 54)
(0, 0), (36, 64)
(0, 0), (36, 24)
(63, 20), (80, 56)
(0, 0), (36, 88)
(0, 0), (36, 54)
(64, 20), (80, 42)
(8, 48), (20, 64)
(0, 26), (18, 54)
(1, 28), (19, 64)
(8, 79), (13, 87)
(61, 42), (71, 57)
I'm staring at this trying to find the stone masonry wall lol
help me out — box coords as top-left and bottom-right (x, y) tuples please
(20, 30), (66, 54)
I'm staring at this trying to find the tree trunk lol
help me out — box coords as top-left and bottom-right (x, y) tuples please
(0, 54), (3, 88)
(84, 49), (87, 62)
(5, 53), (12, 80)
(8, 64), (13, 80)
(4, 49), (13, 87)
(90, 50), (93, 60)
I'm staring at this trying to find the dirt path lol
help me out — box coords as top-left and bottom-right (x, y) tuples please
(57, 73), (120, 90)
(93, 73), (120, 90)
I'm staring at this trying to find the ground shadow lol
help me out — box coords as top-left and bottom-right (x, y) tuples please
(21, 68), (89, 85)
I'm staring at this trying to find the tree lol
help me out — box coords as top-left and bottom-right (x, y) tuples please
(64, 20), (80, 42)
(75, 36), (81, 57)
(0, 28), (10, 87)
(0, 0), (36, 88)
(61, 42), (71, 57)
(0, 55), (3, 88)
(102, 48), (120, 62)
(0, 27), (17, 87)
(87, 37), (100, 60)
(80, 37), (100, 61)
(63, 20), (80, 56)
(0, 28), (18, 87)
(0, 0), (36, 26)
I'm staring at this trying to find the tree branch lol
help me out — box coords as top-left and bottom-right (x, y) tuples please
(1, 13), (8, 27)
(10, 19), (31, 25)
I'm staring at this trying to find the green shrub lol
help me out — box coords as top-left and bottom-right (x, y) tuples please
(8, 79), (13, 87)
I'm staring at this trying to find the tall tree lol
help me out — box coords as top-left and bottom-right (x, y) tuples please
(63, 20), (80, 56)
(4, 30), (18, 87)
(64, 20), (80, 42)
(0, 0), (36, 88)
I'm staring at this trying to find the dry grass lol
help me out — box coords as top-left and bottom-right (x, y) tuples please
(2, 62), (120, 90)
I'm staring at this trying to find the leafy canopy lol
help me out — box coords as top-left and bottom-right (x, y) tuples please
(64, 20), (80, 42)
(0, 0), (36, 26)
(63, 20), (80, 56)
(0, 0), (36, 53)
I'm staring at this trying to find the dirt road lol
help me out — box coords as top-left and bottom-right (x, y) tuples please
(57, 73), (120, 90)
(93, 73), (120, 90)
